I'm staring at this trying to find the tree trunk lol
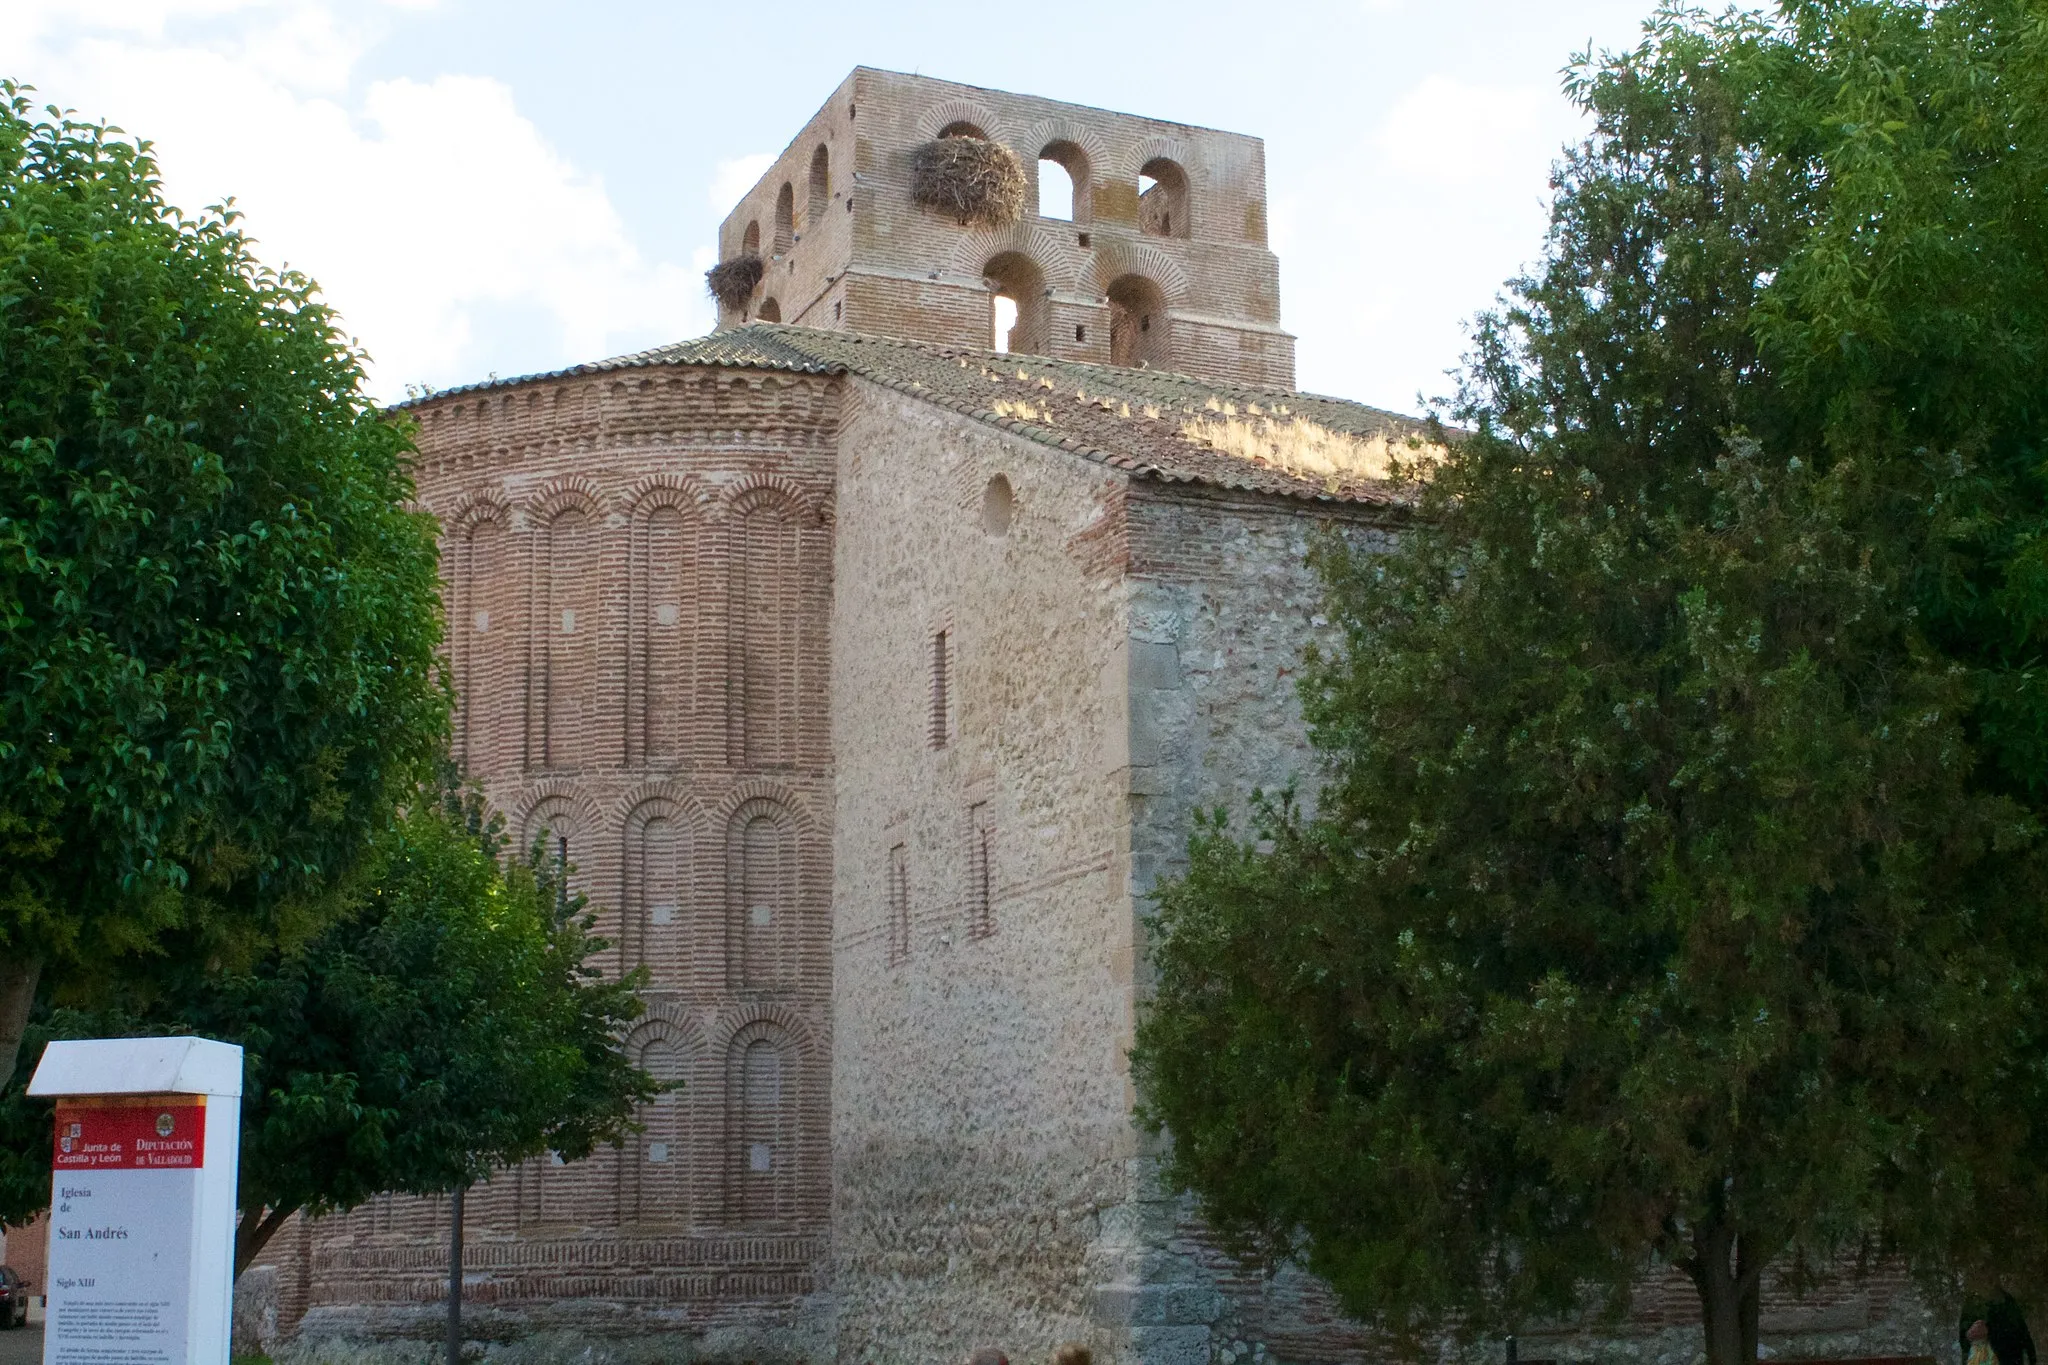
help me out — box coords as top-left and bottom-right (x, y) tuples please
(447, 1184), (466, 1364)
(234, 1203), (302, 1280)
(1737, 1232), (1763, 1365)
(0, 955), (43, 1089)
(1687, 1217), (1766, 1365)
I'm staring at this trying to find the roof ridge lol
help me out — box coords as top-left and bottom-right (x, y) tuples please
(392, 323), (1424, 510)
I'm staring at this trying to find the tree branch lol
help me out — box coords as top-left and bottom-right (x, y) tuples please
(0, 956), (44, 1090)
(235, 1202), (301, 1280)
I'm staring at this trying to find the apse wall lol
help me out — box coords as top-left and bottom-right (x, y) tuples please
(289, 364), (840, 1352)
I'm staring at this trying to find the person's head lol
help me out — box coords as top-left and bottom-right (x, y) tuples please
(1052, 1346), (1093, 1365)
(966, 1349), (1008, 1365)
(1970, 1320), (1990, 1341)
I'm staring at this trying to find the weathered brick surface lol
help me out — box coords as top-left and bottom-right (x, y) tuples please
(282, 368), (840, 1356)
(717, 69), (1296, 391)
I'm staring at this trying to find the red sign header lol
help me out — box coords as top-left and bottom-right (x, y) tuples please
(53, 1094), (207, 1171)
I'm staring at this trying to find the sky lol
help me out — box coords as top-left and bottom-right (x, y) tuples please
(1, 0), (1663, 412)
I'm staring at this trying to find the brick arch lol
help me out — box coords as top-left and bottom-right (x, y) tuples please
(1116, 134), (1199, 184)
(637, 997), (700, 1037)
(713, 780), (820, 837)
(611, 782), (713, 834)
(915, 98), (1006, 144)
(523, 477), (606, 524)
(712, 1007), (818, 1063)
(626, 1013), (703, 1070)
(1089, 239), (1193, 308)
(443, 489), (509, 533)
(623, 475), (713, 518)
(514, 782), (602, 850)
(721, 473), (818, 519)
(1023, 120), (1109, 226)
(948, 221), (1090, 295)
(1021, 119), (1112, 180)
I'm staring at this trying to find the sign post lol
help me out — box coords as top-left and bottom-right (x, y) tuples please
(27, 1038), (244, 1365)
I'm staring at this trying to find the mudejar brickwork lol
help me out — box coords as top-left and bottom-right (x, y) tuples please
(245, 70), (1948, 1365)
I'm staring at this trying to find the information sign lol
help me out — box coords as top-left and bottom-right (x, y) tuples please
(28, 1039), (243, 1365)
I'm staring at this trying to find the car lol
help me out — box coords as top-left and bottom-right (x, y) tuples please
(0, 1266), (30, 1329)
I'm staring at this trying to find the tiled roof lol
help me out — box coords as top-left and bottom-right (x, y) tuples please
(403, 326), (1434, 508)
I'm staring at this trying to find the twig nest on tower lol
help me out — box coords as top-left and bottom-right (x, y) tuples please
(910, 137), (1027, 227)
(705, 254), (765, 311)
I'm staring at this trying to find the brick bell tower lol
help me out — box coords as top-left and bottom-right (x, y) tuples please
(711, 67), (1296, 391)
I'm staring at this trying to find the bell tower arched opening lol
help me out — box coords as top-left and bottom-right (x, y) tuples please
(983, 252), (1047, 356)
(1137, 157), (1189, 239)
(1107, 274), (1170, 370)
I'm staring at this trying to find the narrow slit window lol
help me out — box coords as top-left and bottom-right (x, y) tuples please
(929, 629), (952, 748)
(967, 802), (994, 939)
(888, 843), (910, 965)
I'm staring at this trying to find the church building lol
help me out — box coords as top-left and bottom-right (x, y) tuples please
(260, 68), (1934, 1365)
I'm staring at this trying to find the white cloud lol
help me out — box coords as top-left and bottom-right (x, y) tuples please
(709, 152), (775, 216)
(1279, 72), (1591, 408)
(1376, 75), (1576, 188)
(0, 1), (708, 399)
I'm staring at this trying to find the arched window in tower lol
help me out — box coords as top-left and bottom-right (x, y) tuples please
(541, 505), (600, 770)
(729, 493), (802, 767)
(742, 219), (760, 256)
(1107, 273), (1172, 371)
(808, 145), (829, 227)
(627, 805), (688, 981)
(936, 120), (988, 140)
(1037, 158), (1073, 221)
(1037, 140), (1089, 222)
(1138, 157), (1190, 239)
(627, 502), (696, 766)
(728, 801), (796, 991)
(757, 297), (782, 323)
(728, 1030), (793, 1225)
(773, 183), (794, 255)
(983, 252), (1047, 356)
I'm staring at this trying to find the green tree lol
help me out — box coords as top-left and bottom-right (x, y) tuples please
(0, 788), (659, 1274)
(0, 87), (447, 1083)
(1131, 6), (2048, 1364)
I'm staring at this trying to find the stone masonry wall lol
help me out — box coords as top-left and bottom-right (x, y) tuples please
(1109, 488), (1948, 1365)
(286, 364), (841, 1360)
(828, 379), (1141, 1365)
(1107, 489), (1392, 1365)
(717, 69), (1296, 390)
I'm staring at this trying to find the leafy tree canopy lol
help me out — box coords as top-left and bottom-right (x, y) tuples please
(0, 788), (659, 1275)
(1132, 5), (2048, 1364)
(0, 85), (447, 1083)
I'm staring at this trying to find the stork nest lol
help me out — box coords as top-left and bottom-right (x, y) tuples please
(910, 137), (1027, 227)
(705, 254), (765, 311)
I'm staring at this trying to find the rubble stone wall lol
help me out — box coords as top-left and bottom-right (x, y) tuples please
(827, 379), (1140, 1365)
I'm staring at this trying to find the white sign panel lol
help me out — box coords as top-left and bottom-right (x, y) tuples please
(29, 1040), (243, 1365)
